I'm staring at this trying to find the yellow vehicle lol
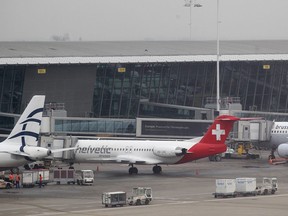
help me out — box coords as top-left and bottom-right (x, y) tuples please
(0, 179), (13, 189)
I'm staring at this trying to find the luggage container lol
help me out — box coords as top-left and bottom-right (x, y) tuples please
(102, 191), (127, 207)
(53, 169), (76, 184)
(22, 169), (50, 187)
(235, 177), (257, 196)
(214, 179), (236, 198)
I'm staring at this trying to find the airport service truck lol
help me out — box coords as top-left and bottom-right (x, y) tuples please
(127, 187), (153, 205)
(76, 170), (94, 185)
(214, 177), (278, 198)
(53, 169), (94, 185)
(256, 177), (278, 195)
(102, 187), (153, 207)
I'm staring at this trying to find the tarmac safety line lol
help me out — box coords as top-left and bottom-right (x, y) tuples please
(15, 193), (288, 216)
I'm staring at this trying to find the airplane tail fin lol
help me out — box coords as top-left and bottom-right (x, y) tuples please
(199, 115), (239, 144)
(5, 95), (45, 147)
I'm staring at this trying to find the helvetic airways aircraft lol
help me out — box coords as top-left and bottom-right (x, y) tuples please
(0, 95), (74, 172)
(269, 122), (288, 159)
(74, 115), (240, 174)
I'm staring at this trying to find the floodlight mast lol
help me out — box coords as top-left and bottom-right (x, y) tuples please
(184, 0), (202, 40)
(216, 0), (220, 112)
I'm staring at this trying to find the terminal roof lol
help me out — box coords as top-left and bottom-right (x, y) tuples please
(1, 40), (288, 65)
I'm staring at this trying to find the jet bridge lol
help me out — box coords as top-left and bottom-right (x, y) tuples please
(232, 120), (273, 142)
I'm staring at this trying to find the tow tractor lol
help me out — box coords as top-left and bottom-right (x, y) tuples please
(256, 177), (278, 195)
(127, 187), (153, 205)
(76, 170), (94, 185)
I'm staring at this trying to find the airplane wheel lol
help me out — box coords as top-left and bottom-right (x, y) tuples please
(214, 155), (222, 162)
(134, 167), (138, 174)
(129, 167), (138, 175)
(153, 165), (162, 174)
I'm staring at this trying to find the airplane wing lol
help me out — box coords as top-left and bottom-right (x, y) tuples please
(85, 155), (162, 165)
(0, 150), (30, 157)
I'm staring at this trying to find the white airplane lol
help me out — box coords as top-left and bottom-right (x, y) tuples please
(269, 121), (288, 159)
(0, 95), (74, 172)
(74, 115), (240, 174)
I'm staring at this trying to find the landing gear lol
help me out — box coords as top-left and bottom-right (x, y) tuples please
(10, 167), (19, 174)
(128, 165), (138, 175)
(152, 165), (162, 174)
(269, 146), (277, 160)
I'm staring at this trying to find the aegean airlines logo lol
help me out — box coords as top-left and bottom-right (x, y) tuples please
(212, 124), (225, 141)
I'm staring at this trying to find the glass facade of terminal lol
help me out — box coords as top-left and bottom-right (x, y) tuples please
(54, 118), (136, 135)
(92, 60), (288, 118)
(0, 66), (25, 113)
(0, 60), (288, 119)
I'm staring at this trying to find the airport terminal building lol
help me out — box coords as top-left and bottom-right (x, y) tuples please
(1, 40), (288, 138)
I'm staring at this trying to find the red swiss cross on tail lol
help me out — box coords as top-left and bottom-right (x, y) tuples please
(212, 124), (225, 141)
(199, 115), (240, 144)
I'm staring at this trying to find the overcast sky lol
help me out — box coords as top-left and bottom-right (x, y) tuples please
(1, 0), (288, 41)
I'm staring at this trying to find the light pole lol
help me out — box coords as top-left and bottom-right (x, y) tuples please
(184, 0), (202, 40)
(216, 0), (220, 112)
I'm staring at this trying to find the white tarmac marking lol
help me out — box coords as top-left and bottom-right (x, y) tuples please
(27, 193), (288, 216)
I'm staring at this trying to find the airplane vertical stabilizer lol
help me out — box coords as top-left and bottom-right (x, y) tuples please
(199, 115), (240, 144)
(5, 95), (45, 147)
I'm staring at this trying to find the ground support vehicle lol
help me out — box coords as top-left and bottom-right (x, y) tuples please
(214, 177), (278, 198)
(0, 179), (13, 189)
(256, 177), (278, 195)
(213, 179), (237, 198)
(102, 192), (127, 207)
(76, 170), (94, 185)
(22, 169), (50, 188)
(22, 170), (38, 188)
(53, 169), (76, 184)
(127, 187), (152, 205)
(53, 169), (94, 185)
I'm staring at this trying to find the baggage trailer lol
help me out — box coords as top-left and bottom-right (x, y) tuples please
(213, 179), (236, 198)
(22, 169), (50, 188)
(53, 169), (76, 184)
(235, 177), (257, 196)
(102, 192), (127, 207)
(22, 171), (38, 188)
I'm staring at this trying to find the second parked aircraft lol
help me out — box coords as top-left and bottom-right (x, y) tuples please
(74, 115), (239, 174)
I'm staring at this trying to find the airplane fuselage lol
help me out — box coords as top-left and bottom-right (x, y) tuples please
(270, 122), (288, 147)
(74, 139), (226, 165)
(0, 146), (28, 171)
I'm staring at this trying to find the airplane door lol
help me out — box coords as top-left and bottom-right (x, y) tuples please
(243, 125), (250, 140)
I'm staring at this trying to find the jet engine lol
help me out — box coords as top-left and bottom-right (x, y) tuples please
(153, 146), (187, 158)
(276, 143), (288, 158)
(23, 146), (52, 160)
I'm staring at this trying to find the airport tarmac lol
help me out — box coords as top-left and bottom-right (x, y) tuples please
(1, 152), (288, 216)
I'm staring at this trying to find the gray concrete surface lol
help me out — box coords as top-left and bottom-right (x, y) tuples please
(1, 152), (288, 216)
